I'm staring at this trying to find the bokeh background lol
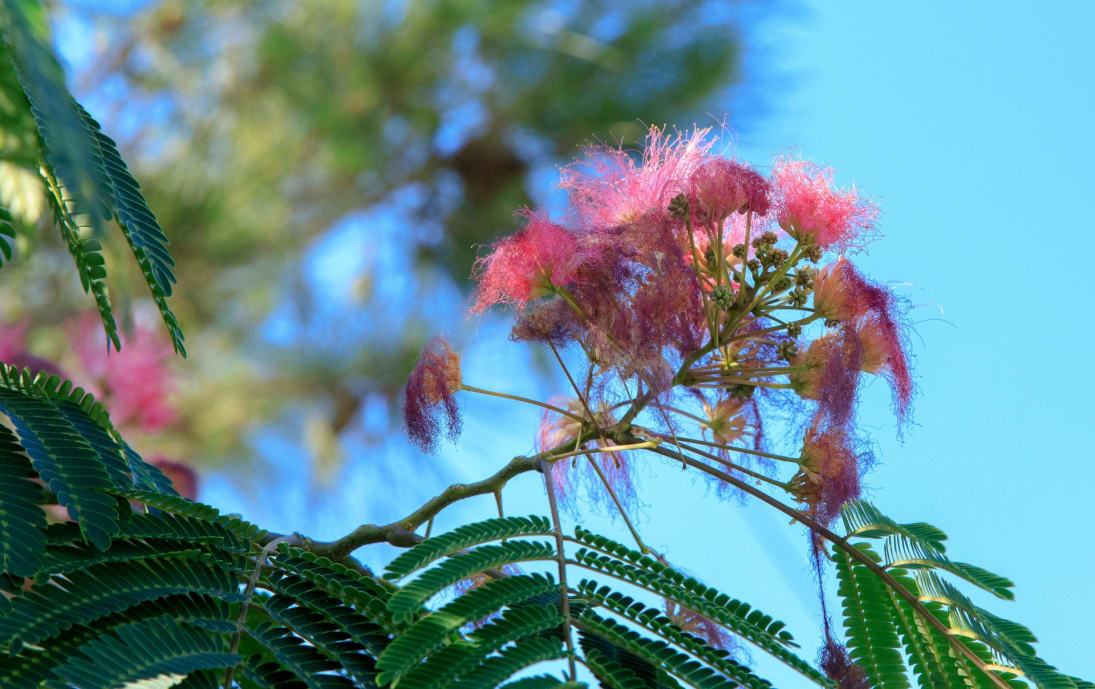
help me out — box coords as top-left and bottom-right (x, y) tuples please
(2, 1), (1092, 684)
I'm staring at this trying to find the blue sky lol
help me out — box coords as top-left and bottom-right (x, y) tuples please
(165, 1), (1095, 683)
(731, 1), (1095, 679)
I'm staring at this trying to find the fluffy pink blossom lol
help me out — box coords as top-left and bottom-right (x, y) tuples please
(688, 157), (771, 220)
(403, 337), (463, 453)
(71, 315), (177, 432)
(812, 258), (893, 323)
(772, 157), (878, 250)
(471, 215), (585, 313)
(559, 126), (716, 228)
(790, 330), (863, 430)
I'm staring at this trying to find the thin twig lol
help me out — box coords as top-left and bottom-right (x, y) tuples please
(538, 457), (578, 680)
(224, 536), (286, 689)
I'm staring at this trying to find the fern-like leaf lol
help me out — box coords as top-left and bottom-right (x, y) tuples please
(113, 488), (266, 542)
(883, 533), (1014, 600)
(265, 571), (390, 655)
(385, 541), (557, 622)
(577, 581), (776, 689)
(384, 515), (554, 580)
(0, 555), (242, 650)
(0, 387), (120, 549)
(448, 636), (567, 689)
(0, 424), (47, 576)
(244, 622), (357, 689)
(498, 675), (574, 689)
(76, 104), (184, 353)
(0, 205), (15, 266)
(53, 616), (239, 689)
(831, 543), (910, 689)
(577, 611), (739, 689)
(570, 529), (826, 683)
(394, 604), (565, 689)
(376, 573), (558, 682)
(262, 594), (378, 686)
(840, 501), (948, 552)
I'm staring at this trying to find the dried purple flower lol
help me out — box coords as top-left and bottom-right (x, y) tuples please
(403, 337), (463, 453)
(819, 639), (871, 689)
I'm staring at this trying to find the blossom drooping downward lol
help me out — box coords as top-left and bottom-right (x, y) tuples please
(811, 258), (913, 421)
(792, 419), (869, 526)
(471, 215), (586, 313)
(403, 337), (463, 453)
(772, 157), (878, 250)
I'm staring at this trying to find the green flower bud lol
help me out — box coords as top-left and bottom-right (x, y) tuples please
(668, 193), (690, 219)
(710, 284), (735, 311)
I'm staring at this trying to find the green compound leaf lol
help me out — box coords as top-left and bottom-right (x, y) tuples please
(53, 616), (239, 689)
(384, 515), (554, 580)
(0, 424), (47, 577)
(831, 543), (910, 689)
(385, 540), (557, 623)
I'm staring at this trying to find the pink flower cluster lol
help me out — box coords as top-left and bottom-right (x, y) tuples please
(407, 125), (911, 527)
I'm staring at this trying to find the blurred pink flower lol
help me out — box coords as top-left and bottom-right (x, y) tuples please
(0, 319), (65, 378)
(0, 319), (28, 360)
(149, 456), (199, 500)
(71, 315), (177, 432)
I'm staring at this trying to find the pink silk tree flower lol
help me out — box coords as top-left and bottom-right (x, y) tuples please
(772, 157), (878, 251)
(812, 258), (895, 324)
(811, 258), (913, 422)
(792, 420), (867, 526)
(856, 315), (913, 423)
(559, 125), (716, 228)
(790, 330), (863, 430)
(403, 337), (463, 453)
(71, 314), (177, 432)
(470, 215), (585, 313)
(688, 158), (771, 221)
(701, 397), (758, 448)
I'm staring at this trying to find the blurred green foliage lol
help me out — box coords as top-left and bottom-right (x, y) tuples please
(2, 0), (761, 474)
